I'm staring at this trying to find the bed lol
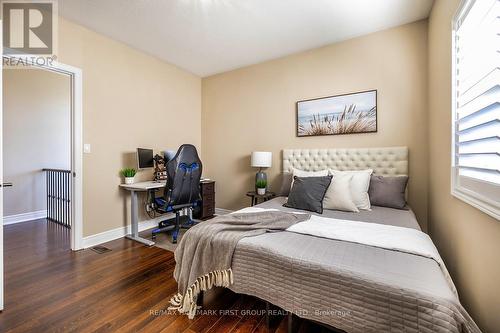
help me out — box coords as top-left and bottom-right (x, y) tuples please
(226, 147), (479, 333)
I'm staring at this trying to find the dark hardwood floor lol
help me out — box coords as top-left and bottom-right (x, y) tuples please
(0, 219), (329, 333)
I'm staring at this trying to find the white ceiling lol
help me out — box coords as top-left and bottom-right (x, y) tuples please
(59, 0), (434, 77)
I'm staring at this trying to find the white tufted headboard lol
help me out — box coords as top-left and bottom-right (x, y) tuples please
(282, 147), (408, 177)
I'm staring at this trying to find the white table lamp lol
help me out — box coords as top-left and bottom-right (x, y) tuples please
(251, 152), (272, 194)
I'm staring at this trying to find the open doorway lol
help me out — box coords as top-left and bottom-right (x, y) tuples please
(0, 58), (84, 300)
(3, 67), (71, 241)
(0, 57), (83, 310)
(0, 56), (82, 252)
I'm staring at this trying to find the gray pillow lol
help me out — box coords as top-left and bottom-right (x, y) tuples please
(368, 175), (409, 209)
(284, 176), (332, 214)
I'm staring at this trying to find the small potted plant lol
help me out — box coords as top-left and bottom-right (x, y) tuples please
(121, 168), (137, 184)
(256, 179), (267, 195)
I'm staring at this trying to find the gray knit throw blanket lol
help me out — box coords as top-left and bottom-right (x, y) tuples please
(169, 210), (311, 318)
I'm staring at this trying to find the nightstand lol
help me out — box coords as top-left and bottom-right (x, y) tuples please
(246, 191), (276, 206)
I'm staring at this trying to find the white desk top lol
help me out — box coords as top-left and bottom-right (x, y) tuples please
(120, 178), (213, 191)
(119, 180), (166, 191)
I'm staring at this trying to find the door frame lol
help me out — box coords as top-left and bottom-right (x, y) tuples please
(2, 55), (83, 251)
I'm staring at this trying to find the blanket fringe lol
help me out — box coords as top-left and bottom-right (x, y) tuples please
(168, 268), (233, 319)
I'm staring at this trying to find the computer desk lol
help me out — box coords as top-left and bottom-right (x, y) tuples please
(119, 180), (166, 246)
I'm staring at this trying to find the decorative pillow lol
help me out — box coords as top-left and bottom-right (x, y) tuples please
(284, 176), (332, 214)
(290, 167), (329, 189)
(329, 169), (373, 210)
(368, 175), (409, 209)
(323, 173), (359, 212)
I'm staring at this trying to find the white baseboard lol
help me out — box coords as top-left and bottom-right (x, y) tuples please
(3, 210), (47, 225)
(82, 215), (171, 249)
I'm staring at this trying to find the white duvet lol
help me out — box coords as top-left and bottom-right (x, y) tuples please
(236, 207), (458, 296)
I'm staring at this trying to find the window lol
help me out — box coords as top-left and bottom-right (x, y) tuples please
(452, 0), (500, 220)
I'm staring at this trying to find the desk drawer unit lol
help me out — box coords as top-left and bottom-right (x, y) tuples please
(198, 181), (215, 220)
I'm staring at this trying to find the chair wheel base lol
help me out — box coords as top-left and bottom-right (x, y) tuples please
(151, 211), (195, 244)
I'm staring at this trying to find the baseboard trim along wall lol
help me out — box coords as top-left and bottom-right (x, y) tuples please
(82, 215), (170, 249)
(3, 210), (48, 225)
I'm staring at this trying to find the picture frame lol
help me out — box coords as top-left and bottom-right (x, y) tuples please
(296, 89), (377, 137)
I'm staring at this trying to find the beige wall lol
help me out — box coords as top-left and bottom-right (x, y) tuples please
(56, 18), (202, 237)
(3, 69), (70, 217)
(202, 21), (429, 230)
(428, 1), (500, 332)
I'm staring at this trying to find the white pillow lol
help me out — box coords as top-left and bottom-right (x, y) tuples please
(290, 167), (329, 189)
(322, 173), (359, 212)
(329, 169), (373, 210)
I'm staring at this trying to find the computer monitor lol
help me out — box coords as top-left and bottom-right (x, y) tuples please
(137, 148), (154, 170)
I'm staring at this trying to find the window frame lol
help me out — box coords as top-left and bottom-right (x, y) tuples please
(451, 0), (500, 220)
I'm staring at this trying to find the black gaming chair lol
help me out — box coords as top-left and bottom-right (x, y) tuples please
(151, 144), (202, 243)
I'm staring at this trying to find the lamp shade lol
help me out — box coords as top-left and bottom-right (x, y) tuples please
(251, 151), (272, 168)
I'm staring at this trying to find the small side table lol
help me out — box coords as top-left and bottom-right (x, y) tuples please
(246, 191), (276, 206)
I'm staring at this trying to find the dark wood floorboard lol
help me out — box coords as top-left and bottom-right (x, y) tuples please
(0, 219), (328, 333)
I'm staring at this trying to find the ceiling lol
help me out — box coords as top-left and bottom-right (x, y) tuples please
(59, 0), (434, 77)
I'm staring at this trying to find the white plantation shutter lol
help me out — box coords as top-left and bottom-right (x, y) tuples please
(452, 0), (500, 220)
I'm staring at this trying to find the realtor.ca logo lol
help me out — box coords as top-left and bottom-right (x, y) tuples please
(1, 0), (58, 67)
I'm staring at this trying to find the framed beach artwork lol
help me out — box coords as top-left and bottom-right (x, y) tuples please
(296, 90), (377, 137)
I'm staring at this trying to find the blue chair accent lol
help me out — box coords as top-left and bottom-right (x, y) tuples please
(154, 197), (173, 213)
